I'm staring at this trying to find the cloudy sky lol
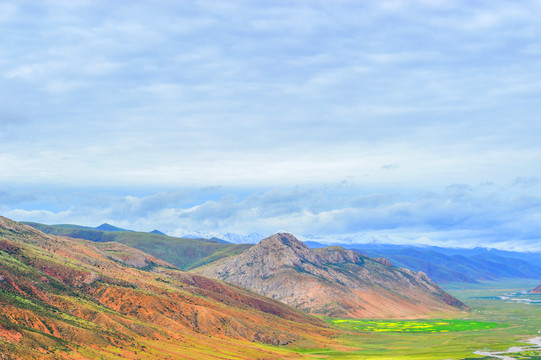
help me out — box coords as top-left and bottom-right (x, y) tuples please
(2, 0), (541, 250)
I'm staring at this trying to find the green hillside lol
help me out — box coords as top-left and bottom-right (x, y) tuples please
(22, 222), (252, 270)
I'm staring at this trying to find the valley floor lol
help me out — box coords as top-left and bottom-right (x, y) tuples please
(293, 279), (541, 359)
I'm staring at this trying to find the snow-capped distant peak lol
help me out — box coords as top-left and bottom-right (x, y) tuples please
(172, 230), (265, 244)
(221, 232), (266, 244)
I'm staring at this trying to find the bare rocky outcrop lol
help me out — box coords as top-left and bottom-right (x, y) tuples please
(194, 233), (469, 318)
(374, 257), (393, 266)
(532, 284), (541, 294)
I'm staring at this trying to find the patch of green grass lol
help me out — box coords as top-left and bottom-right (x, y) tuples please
(331, 318), (502, 333)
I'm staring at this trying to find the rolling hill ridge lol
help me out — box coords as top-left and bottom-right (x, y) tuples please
(22, 222), (250, 270)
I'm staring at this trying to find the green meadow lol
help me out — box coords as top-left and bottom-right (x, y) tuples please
(294, 279), (541, 359)
(331, 318), (501, 333)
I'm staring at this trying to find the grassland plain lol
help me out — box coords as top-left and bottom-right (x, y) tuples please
(294, 279), (541, 359)
(331, 318), (502, 333)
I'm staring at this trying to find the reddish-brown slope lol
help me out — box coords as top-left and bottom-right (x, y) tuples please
(0, 217), (335, 359)
(532, 284), (541, 293)
(194, 233), (469, 319)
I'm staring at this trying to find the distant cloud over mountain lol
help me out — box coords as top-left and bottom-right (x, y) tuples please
(4, 179), (541, 251)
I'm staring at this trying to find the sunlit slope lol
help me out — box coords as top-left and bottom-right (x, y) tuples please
(23, 222), (252, 270)
(0, 217), (334, 359)
(193, 233), (469, 319)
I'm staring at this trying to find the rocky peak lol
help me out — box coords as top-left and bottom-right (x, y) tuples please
(254, 234), (384, 267)
(313, 246), (364, 265)
(374, 257), (393, 266)
(195, 231), (469, 318)
(532, 284), (541, 294)
(259, 233), (308, 249)
(249, 233), (321, 269)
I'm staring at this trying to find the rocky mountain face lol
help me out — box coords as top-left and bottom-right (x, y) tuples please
(532, 284), (541, 293)
(194, 233), (468, 319)
(0, 217), (334, 359)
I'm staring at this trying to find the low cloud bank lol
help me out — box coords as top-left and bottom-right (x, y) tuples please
(3, 180), (541, 251)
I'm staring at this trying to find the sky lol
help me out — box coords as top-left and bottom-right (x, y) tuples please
(1, 0), (541, 250)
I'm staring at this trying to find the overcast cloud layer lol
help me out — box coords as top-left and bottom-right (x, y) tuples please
(2, 1), (541, 250)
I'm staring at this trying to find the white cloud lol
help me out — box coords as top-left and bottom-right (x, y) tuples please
(513, 177), (540, 188)
(5, 181), (541, 251)
(4, 65), (37, 80)
(1, 1), (541, 250)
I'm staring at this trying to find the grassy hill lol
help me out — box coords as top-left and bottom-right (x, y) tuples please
(22, 222), (252, 270)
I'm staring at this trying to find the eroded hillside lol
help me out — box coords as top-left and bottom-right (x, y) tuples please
(194, 233), (468, 319)
(0, 217), (334, 359)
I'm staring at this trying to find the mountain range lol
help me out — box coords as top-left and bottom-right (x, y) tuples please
(533, 284), (541, 294)
(180, 232), (265, 244)
(24, 222), (541, 285)
(305, 241), (541, 284)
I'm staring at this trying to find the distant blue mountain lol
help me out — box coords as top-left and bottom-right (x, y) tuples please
(150, 229), (166, 235)
(94, 223), (131, 232)
(209, 237), (231, 244)
(303, 241), (541, 284)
